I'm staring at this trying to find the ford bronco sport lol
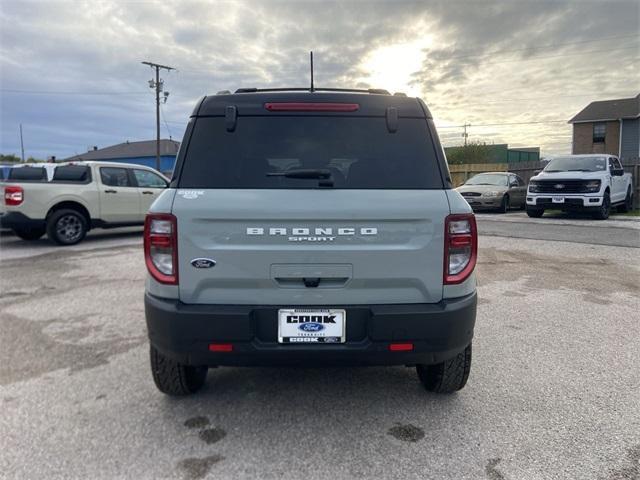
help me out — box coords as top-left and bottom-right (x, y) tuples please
(144, 88), (478, 395)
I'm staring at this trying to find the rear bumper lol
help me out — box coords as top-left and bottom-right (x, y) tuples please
(145, 292), (477, 367)
(0, 211), (45, 230)
(526, 195), (603, 209)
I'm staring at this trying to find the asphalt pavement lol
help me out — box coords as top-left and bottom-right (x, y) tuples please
(0, 214), (639, 480)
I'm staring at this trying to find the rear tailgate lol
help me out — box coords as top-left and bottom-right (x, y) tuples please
(174, 189), (448, 305)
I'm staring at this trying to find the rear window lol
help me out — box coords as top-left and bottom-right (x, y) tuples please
(52, 165), (92, 183)
(8, 167), (47, 181)
(178, 117), (443, 189)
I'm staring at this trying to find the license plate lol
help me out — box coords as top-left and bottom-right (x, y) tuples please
(278, 308), (346, 344)
(552, 196), (565, 203)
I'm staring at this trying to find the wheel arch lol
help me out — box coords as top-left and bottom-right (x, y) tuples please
(46, 201), (91, 229)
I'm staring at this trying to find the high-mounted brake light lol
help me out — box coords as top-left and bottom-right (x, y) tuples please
(444, 214), (477, 285)
(264, 102), (360, 112)
(209, 343), (233, 352)
(144, 213), (178, 285)
(4, 186), (24, 206)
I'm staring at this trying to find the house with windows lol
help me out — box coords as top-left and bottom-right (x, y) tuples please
(64, 139), (179, 175)
(569, 94), (639, 161)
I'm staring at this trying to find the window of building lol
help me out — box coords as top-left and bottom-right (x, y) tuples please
(593, 123), (606, 143)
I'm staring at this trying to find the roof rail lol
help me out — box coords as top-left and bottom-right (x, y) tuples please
(233, 87), (392, 95)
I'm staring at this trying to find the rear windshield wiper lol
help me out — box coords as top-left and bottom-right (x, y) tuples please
(267, 169), (332, 179)
(567, 169), (593, 172)
(266, 169), (334, 187)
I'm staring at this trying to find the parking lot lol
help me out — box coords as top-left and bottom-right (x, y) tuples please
(1, 213), (639, 480)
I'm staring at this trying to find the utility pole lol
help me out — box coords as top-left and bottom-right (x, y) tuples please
(142, 61), (174, 171)
(19, 124), (25, 162)
(462, 123), (470, 146)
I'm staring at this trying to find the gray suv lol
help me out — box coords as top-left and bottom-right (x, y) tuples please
(144, 88), (478, 395)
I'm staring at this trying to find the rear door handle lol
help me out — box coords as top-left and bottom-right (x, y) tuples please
(142, 191), (154, 195)
(104, 189), (117, 194)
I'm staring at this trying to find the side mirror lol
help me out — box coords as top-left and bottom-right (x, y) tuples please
(509, 182), (518, 188)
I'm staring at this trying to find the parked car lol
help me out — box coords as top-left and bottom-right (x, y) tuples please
(0, 161), (169, 244)
(526, 154), (633, 220)
(455, 172), (527, 212)
(144, 87), (478, 396)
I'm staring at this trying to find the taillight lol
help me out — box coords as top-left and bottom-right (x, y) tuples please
(4, 186), (24, 206)
(144, 213), (178, 285)
(444, 214), (477, 285)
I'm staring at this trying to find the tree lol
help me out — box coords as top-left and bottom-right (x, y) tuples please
(0, 154), (43, 163)
(445, 141), (492, 165)
(0, 154), (21, 163)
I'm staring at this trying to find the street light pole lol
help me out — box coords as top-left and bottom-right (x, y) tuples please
(142, 61), (174, 171)
(20, 124), (25, 162)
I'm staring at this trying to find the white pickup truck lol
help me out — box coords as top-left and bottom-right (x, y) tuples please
(0, 161), (169, 244)
(526, 154), (634, 220)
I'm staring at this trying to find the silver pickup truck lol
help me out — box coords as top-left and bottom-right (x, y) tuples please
(1, 161), (169, 244)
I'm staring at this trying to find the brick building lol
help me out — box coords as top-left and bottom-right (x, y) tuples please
(569, 94), (639, 160)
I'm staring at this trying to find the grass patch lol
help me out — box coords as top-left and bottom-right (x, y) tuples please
(612, 209), (640, 217)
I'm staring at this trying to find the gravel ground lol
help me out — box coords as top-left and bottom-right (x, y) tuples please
(0, 217), (639, 480)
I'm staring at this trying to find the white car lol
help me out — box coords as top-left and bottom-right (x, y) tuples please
(0, 161), (169, 244)
(526, 154), (633, 220)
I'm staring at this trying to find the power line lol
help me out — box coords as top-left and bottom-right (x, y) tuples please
(160, 103), (173, 139)
(437, 120), (568, 129)
(429, 90), (637, 107)
(0, 89), (147, 95)
(459, 44), (638, 67)
(430, 33), (639, 62)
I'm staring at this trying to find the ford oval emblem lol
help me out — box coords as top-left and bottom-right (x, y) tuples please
(190, 258), (216, 269)
(298, 322), (325, 333)
(554, 184), (564, 189)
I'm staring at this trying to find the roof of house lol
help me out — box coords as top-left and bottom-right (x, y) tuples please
(64, 139), (180, 161)
(569, 94), (640, 123)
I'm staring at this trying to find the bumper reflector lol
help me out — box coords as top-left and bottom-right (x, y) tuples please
(389, 343), (414, 352)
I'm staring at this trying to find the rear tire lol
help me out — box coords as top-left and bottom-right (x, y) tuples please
(593, 192), (610, 220)
(46, 209), (87, 245)
(13, 226), (46, 241)
(416, 343), (472, 393)
(526, 206), (544, 218)
(617, 187), (633, 213)
(150, 345), (208, 396)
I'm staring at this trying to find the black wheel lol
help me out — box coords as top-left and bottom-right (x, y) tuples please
(416, 343), (472, 393)
(617, 187), (633, 213)
(13, 226), (46, 241)
(593, 192), (611, 220)
(498, 195), (510, 213)
(150, 345), (208, 396)
(46, 209), (87, 245)
(526, 206), (544, 218)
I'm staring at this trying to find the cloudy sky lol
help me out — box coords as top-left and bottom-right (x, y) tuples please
(1, 0), (638, 160)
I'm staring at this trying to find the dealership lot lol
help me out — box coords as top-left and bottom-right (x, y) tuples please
(1, 215), (639, 480)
